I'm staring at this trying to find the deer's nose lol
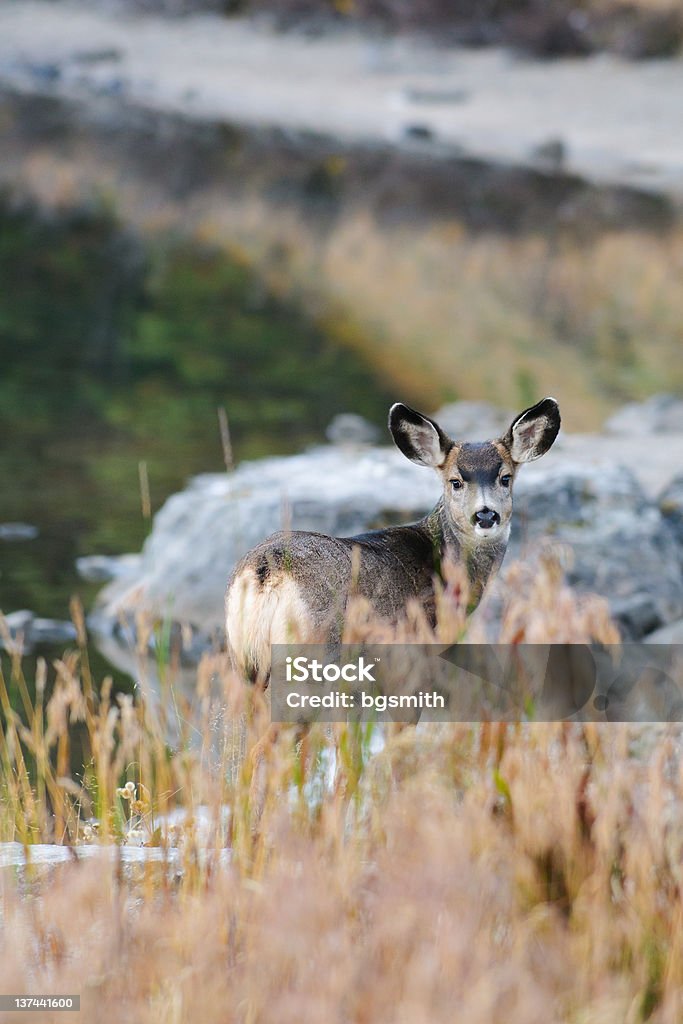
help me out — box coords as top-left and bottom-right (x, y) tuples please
(473, 507), (500, 529)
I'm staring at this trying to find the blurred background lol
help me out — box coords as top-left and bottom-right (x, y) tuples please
(0, 0), (682, 651)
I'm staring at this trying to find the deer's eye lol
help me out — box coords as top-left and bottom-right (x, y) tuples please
(500, 474), (512, 488)
(450, 479), (463, 491)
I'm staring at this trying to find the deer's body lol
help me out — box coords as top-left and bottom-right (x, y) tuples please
(226, 399), (560, 683)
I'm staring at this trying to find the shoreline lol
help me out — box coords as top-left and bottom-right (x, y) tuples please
(0, 1), (682, 200)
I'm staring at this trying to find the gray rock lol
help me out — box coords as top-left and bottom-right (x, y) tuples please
(430, 401), (514, 441)
(609, 595), (662, 641)
(91, 426), (683, 654)
(2, 609), (34, 635)
(0, 610), (77, 652)
(325, 414), (380, 447)
(552, 432), (683, 498)
(659, 476), (683, 547)
(604, 394), (683, 435)
(644, 619), (683, 644)
(512, 459), (647, 534)
(531, 137), (567, 172)
(403, 124), (436, 142)
(31, 619), (78, 645)
(76, 553), (142, 583)
(0, 522), (39, 541)
(25, 61), (62, 85)
(403, 86), (468, 105)
(510, 460), (683, 639)
(70, 48), (123, 65)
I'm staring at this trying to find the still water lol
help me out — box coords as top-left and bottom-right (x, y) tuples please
(0, 200), (394, 689)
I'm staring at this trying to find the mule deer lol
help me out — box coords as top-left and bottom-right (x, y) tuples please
(226, 397), (560, 683)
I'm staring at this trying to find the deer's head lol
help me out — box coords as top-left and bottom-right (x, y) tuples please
(389, 398), (561, 545)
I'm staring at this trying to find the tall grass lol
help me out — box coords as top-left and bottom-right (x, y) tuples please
(3, 557), (682, 1021)
(195, 203), (683, 428)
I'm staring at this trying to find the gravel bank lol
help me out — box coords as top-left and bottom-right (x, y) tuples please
(1, 1), (682, 198)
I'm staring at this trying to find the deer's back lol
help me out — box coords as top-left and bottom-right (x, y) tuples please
(225, 523), (437, 681)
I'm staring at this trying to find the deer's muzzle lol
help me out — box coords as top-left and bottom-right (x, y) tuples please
(473, 507), (501, 530)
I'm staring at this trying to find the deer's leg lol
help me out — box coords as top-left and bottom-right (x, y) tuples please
(248, 721), (312, 822)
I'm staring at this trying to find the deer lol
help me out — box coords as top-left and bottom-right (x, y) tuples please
(226, 397), (561, 688)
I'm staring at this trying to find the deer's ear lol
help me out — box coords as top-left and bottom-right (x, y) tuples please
(504, 397), (561, 464)
(389, 404), (452, 468)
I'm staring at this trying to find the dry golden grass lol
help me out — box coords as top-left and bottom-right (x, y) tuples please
(196, 203), (683, 430)
(1, 559), (682, 1022)
(5, 136), (683, 432)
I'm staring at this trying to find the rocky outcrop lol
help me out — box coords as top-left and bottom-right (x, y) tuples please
(0, 522), (39, 541)
(659, 476), (683, 548)
(427, 401), (514, 442)
(509, 461), (683, 639)
(89, 396), (683, 658)
(1, 610), (78, 654)
(604, 394), (683, 435)
(645, 619), (683, 644)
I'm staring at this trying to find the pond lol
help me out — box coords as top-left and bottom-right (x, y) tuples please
(0, 198), (395, 694)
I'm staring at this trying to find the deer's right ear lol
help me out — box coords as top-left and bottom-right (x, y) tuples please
(389, 404), (452, 468)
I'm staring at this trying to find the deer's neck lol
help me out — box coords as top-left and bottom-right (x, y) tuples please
(425, 500), (508, 608)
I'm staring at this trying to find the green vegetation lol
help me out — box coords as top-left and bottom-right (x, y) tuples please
(0, 201), (393, 618)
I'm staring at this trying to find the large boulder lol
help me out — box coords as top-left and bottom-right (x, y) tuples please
(510, 461), (683, 639)
(92, 432), (683, 651)
(644, 619), (683, 644)
(604, 394), (683, 435)
(659, 475), (683, 548)
(431, 401), (514, 442)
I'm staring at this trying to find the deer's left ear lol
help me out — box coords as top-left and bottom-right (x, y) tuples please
(504, 397), (561, 464)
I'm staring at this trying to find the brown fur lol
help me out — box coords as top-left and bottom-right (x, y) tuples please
(226, 397), (561, 684)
